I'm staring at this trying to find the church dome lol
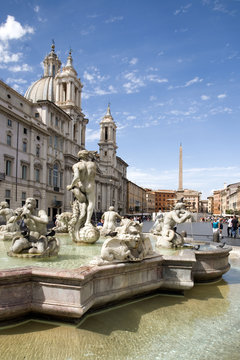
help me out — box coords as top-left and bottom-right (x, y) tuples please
(24, 42), (61, 103)
(25, 76), (56, 102)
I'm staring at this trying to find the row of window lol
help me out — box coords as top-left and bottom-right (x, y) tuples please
(5, 190), (30, 207)
(6, 134), (41, 156)
(5, 161), (63, 187)
(49, 135), (64, 151)
(7, 119), (28, 134)
(50, 113), (65, 131)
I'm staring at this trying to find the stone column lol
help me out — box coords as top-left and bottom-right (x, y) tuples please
(67, 82), (71, 101)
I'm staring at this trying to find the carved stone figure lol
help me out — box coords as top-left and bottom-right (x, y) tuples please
(95, 218), (155, 264)
(154, 201), (191, 248)
(151, 212), (164, 236)
(67, 150), (100, 243)
(53, 212), (72, 233)
(8, 198), (59, 257)
(0, 201), (20, 240)
(101, 206), (122, 236)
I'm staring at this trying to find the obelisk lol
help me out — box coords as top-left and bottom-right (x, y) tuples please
(178, 143), (183, 191)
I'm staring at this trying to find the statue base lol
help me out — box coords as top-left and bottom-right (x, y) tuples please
(7, 251), (58, 259)
(73, 224), (100, 244)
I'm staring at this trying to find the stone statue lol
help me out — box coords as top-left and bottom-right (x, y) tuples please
(0, 201), (20, 240)
(94, 218), (155, 265)
(154, 201), (191, 248)
(151, 212), (164, 236)
(8, 198), (59, 257)
(53, 212), (72, 233)
(101, 206), (122, 236)
(67, 150), (100, 243)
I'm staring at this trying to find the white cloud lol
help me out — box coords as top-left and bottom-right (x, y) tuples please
(6, 77), (27, 84)
(174, 3), (192, 15)
(201, 95), (210, 100)
(83, 67), (109, 83)
(83, 71), (95, 83)
(0, 15), (34, 41)
(168, 76), (203, 90)
(82, 84), (117, 99)
(0, 16), (34, 65)
(94, 85), (117, 96)
(209, 106), (232, 115)
(146, 74), (168, 83)
(80, 26), (95, 36)
(126, 115), (136, 121)
(86, 128), (100, 141)
(129, 57), (138, 65)
(150, 95), (157, 101)
(127, 164), (240, 199)
(8, 63), (33, 72)
(105, 16), (123, 24)
(169, 107), (197, 117)
(174, 28), (188, 33)
(217, 93), (227, 99)
(213, 1), (236, 16)
(123, 71), (145, 94)
(34, 6), (40, 13)
(185, 77), (203, 87)
(0, 44), (21, 63)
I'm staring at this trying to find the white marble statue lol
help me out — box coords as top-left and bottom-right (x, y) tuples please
(9, 198), (59, 257)
(101, 206), (122, 236)
(154, 201), (191, 248)
(53, 211), (72, 233)
(67, 150), (100, 243)
(0, 201), (20, 240)
(94, 218), (155, 265)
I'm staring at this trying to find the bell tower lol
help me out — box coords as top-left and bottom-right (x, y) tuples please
(55, 50), (88, 149)
(43, 42), (61, 77)
(98, 104), (117, 167)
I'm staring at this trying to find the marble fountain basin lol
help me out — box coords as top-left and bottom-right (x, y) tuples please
(0, 234), (232, 323)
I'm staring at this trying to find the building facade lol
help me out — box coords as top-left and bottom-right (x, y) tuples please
(127, 181), (146, 215)
(0, 44), (128, 220)
(154, 190), (176, 212)
(145, 189), (155, 214)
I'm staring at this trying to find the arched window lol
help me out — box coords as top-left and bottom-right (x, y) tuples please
(53, 163), (59, 187)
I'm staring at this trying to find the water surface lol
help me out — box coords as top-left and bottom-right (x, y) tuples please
(0, 258), (239, 360)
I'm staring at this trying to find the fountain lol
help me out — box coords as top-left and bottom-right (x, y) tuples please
(0, 154), (233, 328)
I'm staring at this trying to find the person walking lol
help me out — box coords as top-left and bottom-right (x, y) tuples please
(227, 217), (233, 237)
(219, 218), (224, 239)
(212, 218), (220, 242)
(231, 216), (239, 239)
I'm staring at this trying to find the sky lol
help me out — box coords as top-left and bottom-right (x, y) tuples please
(0, 0), (240, 199)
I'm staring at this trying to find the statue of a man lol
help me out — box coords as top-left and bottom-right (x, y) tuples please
(67, 150), (97, 226)
(11, 198), (49, 254)
(0, 201), (20, 234)
(156, 201), (191, 248)
(101, 206), (122, 235)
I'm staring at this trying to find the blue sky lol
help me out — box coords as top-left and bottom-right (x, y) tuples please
(0, 0), (240, 199)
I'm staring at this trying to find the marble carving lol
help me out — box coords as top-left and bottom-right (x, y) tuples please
(100, 206), (122, 236)
(53, 212), (72, 233)
(152, 201), (191, 248)
(8, 198), (59, 257)
(94, 218), (155, 265)
(0, 201), (20, 240)
(67, 150), (100, 243)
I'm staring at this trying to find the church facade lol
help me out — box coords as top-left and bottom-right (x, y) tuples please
(0, 44), (128, 220)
